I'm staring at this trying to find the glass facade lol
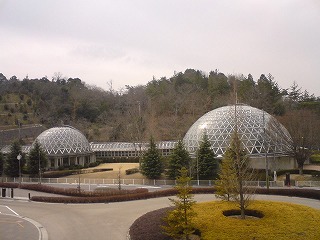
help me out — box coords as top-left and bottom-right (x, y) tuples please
(183, 104), (292, 157)
(90, 141), (177, 158)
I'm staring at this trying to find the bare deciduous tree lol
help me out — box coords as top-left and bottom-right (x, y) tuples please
(216, 130), (256, 219)
(279, 109), (320, 174)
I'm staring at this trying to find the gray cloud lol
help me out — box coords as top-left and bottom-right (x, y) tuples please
(0, 0), (319, 95)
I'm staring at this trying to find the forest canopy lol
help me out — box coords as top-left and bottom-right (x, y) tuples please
(0, 70), (319, 144)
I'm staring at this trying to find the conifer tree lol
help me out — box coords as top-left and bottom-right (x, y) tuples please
(196, 133), (218, 180)
(27, 140), (48, 176)
(4, 141), (24, 177)
(0, 152), (3, 179)
(167, 140), (191, 180)
(140, 137), (163, 179)
(163, 167), (197, 240)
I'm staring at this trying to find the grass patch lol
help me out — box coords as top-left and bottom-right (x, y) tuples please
(310, 154), (320, 164)
(193, 201), (320, 240)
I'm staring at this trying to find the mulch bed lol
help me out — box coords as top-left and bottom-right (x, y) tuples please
(129, 207), (174, 240)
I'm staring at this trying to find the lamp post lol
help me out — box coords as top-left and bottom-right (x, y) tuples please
(17, 153), (22, 188)
(78, 170), (81, 194)
(38, 149), (42, 184)
(262, 111), (269, 190)
(196, 155), (199, 186)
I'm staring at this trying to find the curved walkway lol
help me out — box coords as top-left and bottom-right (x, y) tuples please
(0, 193), (319, 240)
(0, 204), (48, 240)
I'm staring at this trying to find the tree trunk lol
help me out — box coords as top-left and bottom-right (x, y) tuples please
(239, 180), (245, 219)
(297, 160), (304, 175)
(298, 165), (303, 175)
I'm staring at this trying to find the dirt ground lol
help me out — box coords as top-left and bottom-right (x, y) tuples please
(67, 164), (320, 180)
(304, 164), (320, 171)
(68, 163), (144, 179)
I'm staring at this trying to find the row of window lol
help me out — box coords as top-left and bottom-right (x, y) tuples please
(95, 149), (172, 158)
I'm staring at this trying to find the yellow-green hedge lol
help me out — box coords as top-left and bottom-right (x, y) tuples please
(193, 201), (320, 240)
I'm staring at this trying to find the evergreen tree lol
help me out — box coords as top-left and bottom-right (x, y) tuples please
(196, 133), (218, 180)
(4, 141), (24, 177)
(167, 140), (191, 180)
(0, 152), (3, 178)
(163, 167), (197, 240)
(27, 140), (48, 176)
(140, 137), (163, 179)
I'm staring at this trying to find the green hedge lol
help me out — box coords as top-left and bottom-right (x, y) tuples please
(97, 157), (140, 163)
(276, 169), (320, 176)
(255, 188), (320, 200)
(310, 154), (320, 164)
(126, 168), (140, 175)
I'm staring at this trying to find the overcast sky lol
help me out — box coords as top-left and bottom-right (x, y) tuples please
(0, 0), (319, 95)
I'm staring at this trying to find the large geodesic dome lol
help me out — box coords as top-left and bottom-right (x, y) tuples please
(183, 104), (292, 157)
(35, 126), (91, 156)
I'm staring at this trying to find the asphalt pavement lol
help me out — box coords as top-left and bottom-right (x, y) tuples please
(0, 187), (320, 240)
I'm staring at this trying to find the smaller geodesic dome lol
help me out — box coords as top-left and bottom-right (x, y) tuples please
(34, 126), (94, 169)
(35, 126), (92, 156)
(183, 104), (292, 158)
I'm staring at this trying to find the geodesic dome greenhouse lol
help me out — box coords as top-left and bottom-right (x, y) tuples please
(35, 126), (92, 155)
(183, 104), (292, 158)
(34, 126), (94, 169)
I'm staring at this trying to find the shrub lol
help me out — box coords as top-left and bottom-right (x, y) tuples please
(276, 169), (320, 176)
(42, 170), (79, 178)
(0, 182), (19, 188)
(310, 154), (320, 164)
(125, 168), (139, 175)
(86, 161), (102, 168)
(255, 188), (320, 200)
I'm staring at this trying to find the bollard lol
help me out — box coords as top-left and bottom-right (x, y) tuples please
(1, 188), (6, 197)
(28, 193), (31, 199)
(11, 188), (14, 198)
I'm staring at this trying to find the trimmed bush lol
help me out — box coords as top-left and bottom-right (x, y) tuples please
(310, 154), (320, 164)
(42, 170), (80, 178)
(2, 182), (320, 204)
(276, 169), (320, 176)
(125, 168), (139, 175)
(0, 182), (19, 188)
(256, 187), (320, 200)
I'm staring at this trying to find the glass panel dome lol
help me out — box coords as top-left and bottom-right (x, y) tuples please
(35, 126), (91, 156)
(183, 105), (292, 156)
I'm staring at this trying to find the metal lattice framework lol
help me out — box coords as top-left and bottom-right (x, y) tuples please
(183, 105), (292, 156)
(35, 126), (91, 156)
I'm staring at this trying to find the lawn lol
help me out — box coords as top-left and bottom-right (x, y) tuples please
(193, 201), (320, 240)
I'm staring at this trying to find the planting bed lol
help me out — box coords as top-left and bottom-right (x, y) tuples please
(130, 200), (320, 240)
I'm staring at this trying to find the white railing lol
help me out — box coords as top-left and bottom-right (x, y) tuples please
(296, 181), (320, 188)
(1, 177), (320, 188)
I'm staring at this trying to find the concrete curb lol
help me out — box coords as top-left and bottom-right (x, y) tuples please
(1, 197), (48, 240)
(21, 215), (49, 240)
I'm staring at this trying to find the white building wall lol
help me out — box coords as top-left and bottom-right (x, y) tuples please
(250, 156), (297, 171)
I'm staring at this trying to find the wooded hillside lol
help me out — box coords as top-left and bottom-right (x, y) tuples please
(0, 70), (319, 145)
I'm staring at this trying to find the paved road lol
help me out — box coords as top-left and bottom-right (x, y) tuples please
(0, 193), (319, 240)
